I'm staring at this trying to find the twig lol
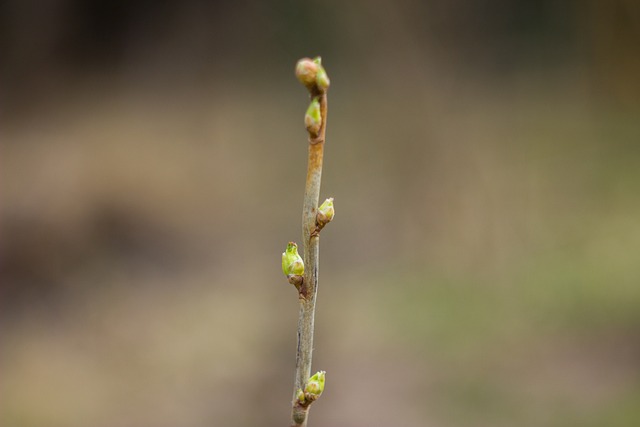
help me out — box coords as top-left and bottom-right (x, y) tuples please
(287, 57), (332, 427)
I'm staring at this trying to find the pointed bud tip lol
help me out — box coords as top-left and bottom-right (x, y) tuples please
(320, 197), (334, 207)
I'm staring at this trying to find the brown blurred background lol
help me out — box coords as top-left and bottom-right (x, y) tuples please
(2, 1), (640, 426)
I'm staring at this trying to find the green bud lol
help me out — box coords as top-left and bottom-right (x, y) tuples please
(316, 197), (334, 227)
(295, 58), (319, 90)
(315, 65), (330, 92)
(312, 58), (330, 91)
(304, 371), (326, 398)
(296, 388), (305, 404)
(305, 98), (322, 137)
(282, 242), (304, 276)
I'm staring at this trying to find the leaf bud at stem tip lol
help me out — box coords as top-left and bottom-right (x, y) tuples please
(295, 58), (319, 90)
(296, 57), (330, 93)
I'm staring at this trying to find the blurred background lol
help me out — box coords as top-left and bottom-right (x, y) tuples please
(2, 1), (640, 426)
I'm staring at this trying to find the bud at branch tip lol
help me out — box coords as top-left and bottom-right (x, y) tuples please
(295, 58), (318, 90)
(295, 57), (330, 93)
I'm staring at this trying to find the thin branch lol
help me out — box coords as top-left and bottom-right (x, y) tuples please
(290, 59), (330, 427)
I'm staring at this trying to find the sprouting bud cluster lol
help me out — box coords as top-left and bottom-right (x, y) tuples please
(305, 370), (326, 397)
(295, 57), (330, 94)
(282, 242), (304, 289)
(296, 371), (326, 407)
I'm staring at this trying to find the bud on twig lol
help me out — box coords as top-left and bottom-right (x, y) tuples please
(313, 57), (330, 92)
(316, 197), (334, 228)
(295, 57), (330, 93)
(311, 197), (335, 237)
(305, 97), (322, 137)
(296, 388), (305, 404)
(304, 370), (326, 398)
(295, 58), (319, 90)
(296, 370), (326, 406)
(282, 242), (304, 288)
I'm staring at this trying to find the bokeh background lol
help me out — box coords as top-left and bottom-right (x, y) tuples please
(2, 1), (640, 426)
